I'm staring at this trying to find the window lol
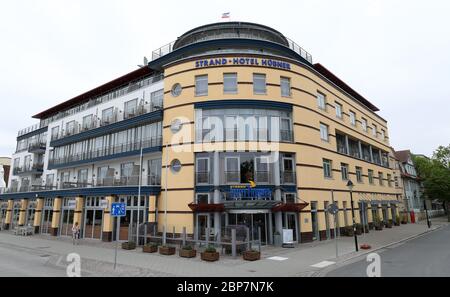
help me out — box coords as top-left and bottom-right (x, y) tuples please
(82, 115), (93, 130)
(124, 99), (138, 119)
(255, 156), (270, 183)
(284, 193), (297, 204)
(225, 157), (240, 184)
(320, 123), (329, 141)
(356, 167), (363, 183)
(13, 158), (20, 171)
(51, 126), (59, 140)
(77, 169), (88, 185)
(171, 159), (182, 173)
(372, 124), (377, 137)
(102, 107), (114, 124)
(223, 73), (238, 94)
(317, 92), (326, 110)
(343, 201), (349, 226)
(148, 159), (162, 185)
(361, 118), (368, 132)
(46, 174), (54, 188)
(341, 163), (349, 181)
(121, 162), (135, 177)
(323, 159), (332, 178)
(171, 83), (182, 97)
(335, 102), (343, 119)
(379, 172), (384, 186)
(349, 111), (356, 126)
(368, 170), (374, 184)
(196, 193), (210, 204)
(196, 157), (210, 184)
(97, 166), (109, 184)
(281, 77), (291, 97)
(150, 89), (164, 110)
(253, 74), (266, 94)
(195, 75), (208, 96)
(281, 118), (293, 142)
(381, 129), (386, 140)
(66, 121), (76, 136)
(387, 174), (392, 187)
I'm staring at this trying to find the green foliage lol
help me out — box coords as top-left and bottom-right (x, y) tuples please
(205, 245), (217, 253)
(181, 245), (193, 251)
(414, 150), (450, 203)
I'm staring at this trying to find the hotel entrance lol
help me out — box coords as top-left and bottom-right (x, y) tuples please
(59, 198), (76, 237)
(83, 197), (104, 240)
(41, 198), (53, 234)
(228, 212), (269, 245)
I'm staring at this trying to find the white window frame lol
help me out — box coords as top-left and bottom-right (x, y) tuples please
(195, 75), (208, 96)
(284, 193), (297, 204)
(223, 73), (238, 94)
(196, 193), (210, 204)
(349, 111), (356, 126)
(317, 92), (326, 110)
(255, 156), (270, 183)
(253, 73), (267, 95)
(320, 123), (329, 142)
(323, 159), (332, 178)
(281, 77), (291, 97)
(335, 102), (343, 119)
(196, 157), (210, 185)
(361, 118), (368, 132)
(225, 156), (240, 184)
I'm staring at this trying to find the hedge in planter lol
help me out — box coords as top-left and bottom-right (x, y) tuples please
(201, 246), (220, 262)
(122, 241), (137, 250)
(243, 250), (261, 261)
(143, 243), (159, 253)
(159, 246), (176, 256)
(179, 246), (197, 258)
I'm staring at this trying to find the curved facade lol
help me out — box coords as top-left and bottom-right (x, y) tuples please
(0, 22), (404, 245)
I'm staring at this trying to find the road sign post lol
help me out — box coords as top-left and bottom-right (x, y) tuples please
(111, 202), (126, 270)
(329, 191), (339, 258)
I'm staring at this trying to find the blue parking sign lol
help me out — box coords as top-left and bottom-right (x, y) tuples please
(111, 203), (126, 217)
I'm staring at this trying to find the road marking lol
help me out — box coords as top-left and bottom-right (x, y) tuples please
(311, 261), (336, 268)
(268, 256), (289, 261)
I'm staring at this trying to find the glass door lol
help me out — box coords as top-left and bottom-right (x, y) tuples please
(25, 200), (36, 227)
(83, 197), (104, 240)
(41, 198), (54, 234)
(60, 198), (75, 237)
(11, 202), (21, 229)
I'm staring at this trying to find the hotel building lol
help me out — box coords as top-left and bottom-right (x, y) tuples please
(0, 22), (404, 244)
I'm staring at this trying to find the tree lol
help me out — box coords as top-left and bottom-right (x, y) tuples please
(414, 147), (450, 222)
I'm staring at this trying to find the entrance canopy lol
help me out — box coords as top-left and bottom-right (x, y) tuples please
(223, 200), (279, 210)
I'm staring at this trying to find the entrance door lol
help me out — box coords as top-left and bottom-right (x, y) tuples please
(382, 207), (389, 224)
(117, 196), (148, 243)
(25, 200), (36, 227)
(252, 213), (267, 245)
(285, 213), (299, 243)
(60, 198), (75, 237)
(196, 213), (212, 241)
(41, 198), (54, 234)
(83, 197), (104, 240)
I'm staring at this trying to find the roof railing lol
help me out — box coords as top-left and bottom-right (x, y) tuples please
(150, 35), (313, 64)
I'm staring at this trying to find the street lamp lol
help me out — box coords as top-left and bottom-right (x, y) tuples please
(347, 180), (359, 252)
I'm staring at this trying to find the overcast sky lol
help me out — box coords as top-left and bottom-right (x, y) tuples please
(1, 0), (449, 157)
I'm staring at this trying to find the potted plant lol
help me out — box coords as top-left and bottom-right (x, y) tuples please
(179, 245), (197, 258)
(143, 242), (159, 253)
(122, 241), (136, 250)
(201, 245), (220, 262)
(159, 245), (176, 255)
(343, 226), (354, 237)
(243, 249), (261, 261)
(374, 216), (383, 231)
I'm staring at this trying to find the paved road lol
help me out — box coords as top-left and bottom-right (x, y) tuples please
(0, 244), (67, 277)
(326, 224), (450, 277)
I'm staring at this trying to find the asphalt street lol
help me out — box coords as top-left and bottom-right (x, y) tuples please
(326, 224), (450, 277)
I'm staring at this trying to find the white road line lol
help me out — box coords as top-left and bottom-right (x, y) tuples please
(267, 256), (289, 261)
(311, 261), (336, 268)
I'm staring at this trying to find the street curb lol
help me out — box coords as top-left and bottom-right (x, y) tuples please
(312, 224), (444, 277)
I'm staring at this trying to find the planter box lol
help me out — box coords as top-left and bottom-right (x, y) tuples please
(243, 251), (261, 261)
(143, 245), (158, 253)
(159, 246), (176, 256)
(179, 249), (197, 258)
(201, 251), (220, 262)
(122, 242), (136, 250)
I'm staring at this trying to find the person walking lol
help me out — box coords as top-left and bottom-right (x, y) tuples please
(72, 222), (80, 245)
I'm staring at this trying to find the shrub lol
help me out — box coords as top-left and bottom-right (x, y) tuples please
(205, 246), (217, 253)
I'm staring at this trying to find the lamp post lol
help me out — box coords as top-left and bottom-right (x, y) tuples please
(347, 180), (359, 252)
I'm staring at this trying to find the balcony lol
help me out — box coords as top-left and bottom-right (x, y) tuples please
(147, 174), (161, 186)
(198, 128), (294, 143)
(28, 142), (47, 154)
(196, 172), (212, 184)
(13, 164), (44, 176)
(48, 137), (162, 169)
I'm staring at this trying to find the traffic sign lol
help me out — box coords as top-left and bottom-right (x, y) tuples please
(111, 203), (126, 217)
(327, 203), (339, 215)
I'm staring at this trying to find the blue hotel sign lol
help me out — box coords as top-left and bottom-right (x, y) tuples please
(230, 186), (272, 200)
(195, 57), (291, 70)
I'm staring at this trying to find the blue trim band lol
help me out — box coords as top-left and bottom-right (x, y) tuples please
(0, 186), (161, 200)
(50, 110), (163, 147)
(194, 100), (292, 111)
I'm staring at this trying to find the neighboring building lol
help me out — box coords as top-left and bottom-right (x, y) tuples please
(0, 157), (11, 188)
(394, 150), (425, 221)
(0, 22), (403, 244)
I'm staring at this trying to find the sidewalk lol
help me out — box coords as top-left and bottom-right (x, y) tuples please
(0, 217), (447, 277)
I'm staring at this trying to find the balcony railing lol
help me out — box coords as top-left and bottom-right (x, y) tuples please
(51, 102), (163, 142)
(151, 36), (313, 63)
(225, 171), (240, 184)
(12, 163), (44, 176)
(28, 141), (47, 153)
(281, 171), (296, 184)
(148, 174), (161, 186)
(196, 172), (211, 184)
(49, 137), (162, 167)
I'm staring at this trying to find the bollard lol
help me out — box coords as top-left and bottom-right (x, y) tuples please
(182, 227), (186, 247)
(231, 229), (237, 258)
(246, 227), (250, 250)
(206, 227), (210, 246)
(258, 226), (262, 253)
